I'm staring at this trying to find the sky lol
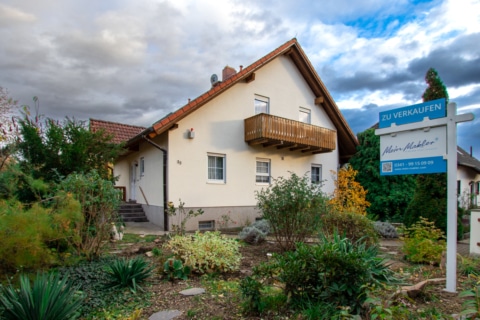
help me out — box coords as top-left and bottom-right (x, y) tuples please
(1, 0), (479, 158)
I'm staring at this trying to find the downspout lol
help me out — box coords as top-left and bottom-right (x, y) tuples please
(142, 135), (169, 231)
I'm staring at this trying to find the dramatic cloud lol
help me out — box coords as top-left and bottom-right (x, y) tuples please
(0, 0), (478, 157)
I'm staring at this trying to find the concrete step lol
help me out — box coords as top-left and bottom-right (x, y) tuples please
(118, 203), (148, 223)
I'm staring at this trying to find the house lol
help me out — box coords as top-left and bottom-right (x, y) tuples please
(457, 146), (480, 209)
(93, 38), (358, 231)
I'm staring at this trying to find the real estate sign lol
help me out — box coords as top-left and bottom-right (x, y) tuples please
(377, 99), (447, 175)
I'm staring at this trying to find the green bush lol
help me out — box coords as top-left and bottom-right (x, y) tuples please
(253, 233), (398, 314)
(0, 197), (82, 271)
(320, 211), (378, 246)
(104, 257), (154, 293)
(0, 272), (84, 320)
(401, 217), (446, 264)
(255, 173), (330, 252)
(57, 170), (121, 260)
(164, 231), (240, 274)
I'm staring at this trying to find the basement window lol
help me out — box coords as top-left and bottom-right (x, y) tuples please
(198, 220), (215, 231)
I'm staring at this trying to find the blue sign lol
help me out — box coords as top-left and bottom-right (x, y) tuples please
(380, 156), (446, 175)
(379, 98), (446, 128)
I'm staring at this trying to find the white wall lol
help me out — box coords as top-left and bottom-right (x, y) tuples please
(166, 56), (340, 229)
(457, 165), (480, 208)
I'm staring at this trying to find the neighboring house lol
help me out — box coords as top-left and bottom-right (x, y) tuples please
(457, 146), (480, 209)
(92, 38), (358, 231)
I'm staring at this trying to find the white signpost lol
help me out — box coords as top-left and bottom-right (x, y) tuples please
(375, 99), (474, 292)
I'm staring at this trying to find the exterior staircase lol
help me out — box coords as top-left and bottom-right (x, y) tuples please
(118, 202), (149, 222)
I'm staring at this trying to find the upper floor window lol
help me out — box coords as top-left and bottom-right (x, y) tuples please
(311, 164), (322, 184)
(255, 95), (269, 114)
(256, 159), (270, 184)
(299, 107), (311, 124)
(208, 153), (225, 183)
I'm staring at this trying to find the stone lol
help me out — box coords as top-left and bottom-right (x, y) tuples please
(145, 251), (154, 257)
(148, 310), (181, 320)
(179, 288), (205, 296)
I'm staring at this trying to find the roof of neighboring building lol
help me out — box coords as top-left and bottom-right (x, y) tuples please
(131, 38), (358, 160)
(89, 118), (146, 144)
(457, 146), (480, 173)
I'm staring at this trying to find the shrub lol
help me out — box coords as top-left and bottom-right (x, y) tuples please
(104, 257), (154, 293)
(320, 211), (378, 246)
(0, 196), (82, 271)
(253, 232), (399, 314)
(239, 220), (270, 244)
(255, 173), (329, 252)
(401, 217), (446, 264)
(329, 166), (370, 215)
(57, 170), (121, 260)
(374, 221), (399, 238)
(0, 272), (84, 320)
(164, 231), (240, 274)
(239, 276), (265, 314)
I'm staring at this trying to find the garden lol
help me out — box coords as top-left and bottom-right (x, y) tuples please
(1, 171), (480, 320)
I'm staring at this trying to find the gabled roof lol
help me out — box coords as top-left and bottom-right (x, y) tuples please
(89, 118), (146, 144)
(458, 146), (480, 173)
(139, 38), (358, 159)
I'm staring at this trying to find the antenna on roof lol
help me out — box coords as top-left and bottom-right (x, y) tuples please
(210, 74), (219, 86)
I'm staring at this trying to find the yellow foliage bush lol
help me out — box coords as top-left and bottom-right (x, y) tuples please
(329, 166), (370, 215)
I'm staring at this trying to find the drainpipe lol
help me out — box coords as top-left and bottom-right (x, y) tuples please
(142, 135), (169, 231)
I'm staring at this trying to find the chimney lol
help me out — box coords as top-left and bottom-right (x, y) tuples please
(222, 66), (236, 81)
(471, 146), (473, 157)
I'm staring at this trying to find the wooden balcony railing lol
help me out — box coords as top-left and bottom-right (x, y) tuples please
(244, 113), (336, 154)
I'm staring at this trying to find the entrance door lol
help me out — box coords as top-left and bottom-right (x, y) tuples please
(130, 162), (137, 202)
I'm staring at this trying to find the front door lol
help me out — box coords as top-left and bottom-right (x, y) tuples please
(130, 162), (137, 202)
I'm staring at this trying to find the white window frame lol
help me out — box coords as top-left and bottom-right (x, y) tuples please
(299, 107), (311, 124)
(139, 157), (145, 176)
(254, 95), (269, 115)
(256, 159), (271, 184)
(207, 153), (226, 183)
(311, 164), (322, 184)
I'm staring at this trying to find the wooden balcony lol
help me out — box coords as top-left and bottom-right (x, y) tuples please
(244, 113), (336, 154)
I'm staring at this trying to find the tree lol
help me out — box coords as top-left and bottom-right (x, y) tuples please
(329, 165), (370, 216)
(6, 110), (123, 203)
(349, 128), (416, 221)
(405, 68), (449, 233)
(16, 113), (123, 184)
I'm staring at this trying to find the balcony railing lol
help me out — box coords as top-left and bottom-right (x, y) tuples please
(244, 113), (336, 154)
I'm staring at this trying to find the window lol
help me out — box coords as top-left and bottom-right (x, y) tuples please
(139, 157), (145, 176)
(299, 107), (311, 124)
(255, 95), (269, 114)
(208, 154), (225, 182)
(256, 159), (270, 184)
(457, 180), (461, 196)
(311, 164), (322, 184)
(199, 220), (215, 230)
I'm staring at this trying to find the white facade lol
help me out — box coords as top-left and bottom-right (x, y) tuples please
(113, 40), (357, 231)
(457, 165), (480, 209)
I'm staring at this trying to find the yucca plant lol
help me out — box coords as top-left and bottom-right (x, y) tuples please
(0, 272), (83, 320)
(104, 257), (154, 293)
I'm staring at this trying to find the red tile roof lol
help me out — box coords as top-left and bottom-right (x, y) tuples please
(146, 38), (358, 159)
(89, 118), (146, 144)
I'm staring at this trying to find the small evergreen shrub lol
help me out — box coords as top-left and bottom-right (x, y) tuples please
(238, 220), (270, 244)
(401, 217), (446, 264)
(239, 226), (267, 244)
(104, 257), (154, 293)
(252, 219), (270, 234)
(374, 221), (399, 238)
(164, 231), (241, 274)
(0, 272), (84, 320)
(320, 211), (378, 246)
